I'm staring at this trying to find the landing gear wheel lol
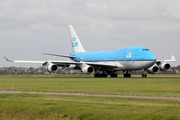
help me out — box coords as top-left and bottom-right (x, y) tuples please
(142, 74), (147, 78)
(94, 74), (99, 78)
(110, 74), (118, 78)
(123, 71), (131, 78)
(101, 74), (107, 78)
(94, 73), (107, 78)
(124, 74), (131, 78)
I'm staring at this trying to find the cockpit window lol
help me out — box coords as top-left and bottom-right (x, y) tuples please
(142, 49), (150, 51)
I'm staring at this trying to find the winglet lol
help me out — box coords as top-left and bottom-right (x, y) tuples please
(156, 55), (176, 63)
(4, 56), (14, 62)
(162, 55), (176, 62)
(171, 55), (176, 62)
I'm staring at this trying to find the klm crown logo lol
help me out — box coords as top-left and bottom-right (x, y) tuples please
(126, 52), (132, 58)
(72, 36), (78, 47)
(72, 36), (76, 41)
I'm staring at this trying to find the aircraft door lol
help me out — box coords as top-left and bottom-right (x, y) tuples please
(132, 56), (135, 63)
(92, 57), (94, 62)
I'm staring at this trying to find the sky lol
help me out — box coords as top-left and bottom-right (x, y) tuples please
(0, 0), (180, 67)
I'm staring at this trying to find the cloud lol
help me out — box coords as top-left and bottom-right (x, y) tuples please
(0, 0), (180, 67)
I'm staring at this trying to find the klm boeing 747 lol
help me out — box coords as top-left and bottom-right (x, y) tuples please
(4, 25), (176, 78)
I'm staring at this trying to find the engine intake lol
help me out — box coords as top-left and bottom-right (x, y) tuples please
(147, 65), (159, 74)
(160, 63), (171, 71)
(81, 65), (94, 74)
(45, 63), (58, 72)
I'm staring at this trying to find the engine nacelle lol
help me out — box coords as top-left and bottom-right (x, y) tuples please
(45, 63), (58, 72)
(147, 65), (159, 74)
(160, 63), (171, 71)
(81, 65), (94, 74)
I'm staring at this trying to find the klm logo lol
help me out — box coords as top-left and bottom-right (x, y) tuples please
(126, 52), (132, 58)
(72, 36), (76, 41)
(72, 36), (78, 47)
(72, 42), (78, 47)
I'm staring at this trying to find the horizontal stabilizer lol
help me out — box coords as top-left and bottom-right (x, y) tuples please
(43, 53), (76, 59)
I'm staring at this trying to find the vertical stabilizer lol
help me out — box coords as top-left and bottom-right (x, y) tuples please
(68, 25), (85, 52)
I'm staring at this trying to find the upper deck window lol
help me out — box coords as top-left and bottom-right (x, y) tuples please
(142, 49), (150, 51)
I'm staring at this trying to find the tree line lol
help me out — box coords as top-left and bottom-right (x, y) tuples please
(0, 66), (81, 75)
(0, 65), (180, 75)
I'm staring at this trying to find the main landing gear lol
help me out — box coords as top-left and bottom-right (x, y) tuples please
(94, 71), (108, 78)
(123, 71), (131, 78)
(94, 71), (118, 78)
(110, 72), (118, 77)
(142, 69), (147, 78)
(94, 73), (107, 77)
(93, 70), (148, 78)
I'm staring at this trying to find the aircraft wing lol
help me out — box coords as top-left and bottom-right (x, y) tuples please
(4, 56), (45, 64)
(4, 56), (121, 68)
(156, 55), (176, 64)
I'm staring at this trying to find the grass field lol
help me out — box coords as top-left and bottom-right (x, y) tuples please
(0, 94), (180, 120)
(0, 77), (180, 97)
(0, 75), (180, 119)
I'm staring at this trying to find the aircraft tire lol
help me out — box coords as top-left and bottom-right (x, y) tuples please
(124, 74), (131, 78)
(94, 74), (107, 78)
(142, 74), (147, 78)
(102, 74), (107, 77)
(110, 74), (118, 78)
(94, 74), (99, 78)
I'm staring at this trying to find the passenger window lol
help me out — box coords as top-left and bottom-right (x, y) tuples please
(142, 49), (150, 51)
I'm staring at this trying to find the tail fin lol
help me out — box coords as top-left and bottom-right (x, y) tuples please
(68, 25), (85, 52)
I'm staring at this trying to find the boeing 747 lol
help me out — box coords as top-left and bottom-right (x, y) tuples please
(4, 25), (176, 78)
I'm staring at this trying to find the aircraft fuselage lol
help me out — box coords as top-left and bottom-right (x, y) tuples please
(70, 46), (156, 71)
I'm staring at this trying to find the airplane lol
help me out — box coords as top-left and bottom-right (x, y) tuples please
(4, 25), (176, 78)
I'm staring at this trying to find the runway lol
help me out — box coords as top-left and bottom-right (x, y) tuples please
(1, 77), (180, 79)
(0, 91), (180, 100)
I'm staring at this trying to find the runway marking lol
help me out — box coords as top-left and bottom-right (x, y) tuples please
(0, 91), (180, 100)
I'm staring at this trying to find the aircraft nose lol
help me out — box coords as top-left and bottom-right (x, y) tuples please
(150, 53), (156, 61)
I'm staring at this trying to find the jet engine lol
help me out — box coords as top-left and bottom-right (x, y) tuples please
(45, 63), (58, 72)
(160, 63), (171, 71)
(147, 65), (159, 74)
(81, 65), (94, 74)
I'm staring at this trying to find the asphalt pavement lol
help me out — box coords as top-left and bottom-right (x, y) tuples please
(0, 91), (180, 100)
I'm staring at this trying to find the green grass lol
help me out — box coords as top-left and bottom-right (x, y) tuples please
(0, 74), (94, 78)
(0, 94), (180, 120)
(0, 77), (180, 97)
(0, 76), (180, 119)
